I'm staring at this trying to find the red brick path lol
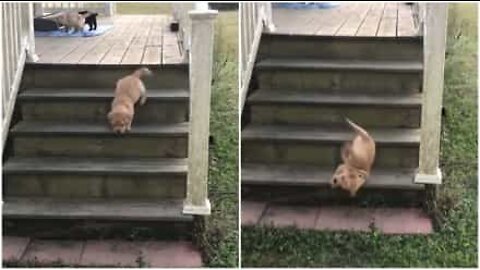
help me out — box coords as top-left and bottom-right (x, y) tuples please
(3, 237), (202, 267)
(242, 201), (433, 234)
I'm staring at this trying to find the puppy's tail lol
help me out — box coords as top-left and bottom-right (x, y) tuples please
(345, 118), (371, 139)
(132, 67), (152, 78)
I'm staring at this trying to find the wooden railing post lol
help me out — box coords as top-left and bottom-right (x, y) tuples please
(414, 3), (448, 184)
(261, 2), (275, 32)
(183, 8), (218, 215)
(104, 3), (116, 17)
(33, 3), (43, 17)
(26, 3), (38, 62)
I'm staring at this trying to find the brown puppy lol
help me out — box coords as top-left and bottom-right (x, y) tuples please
(330, 118), (376, 197)
(108, 67), (151, 134)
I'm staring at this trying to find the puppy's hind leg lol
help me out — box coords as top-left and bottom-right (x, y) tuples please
(139, 85), (147, 105)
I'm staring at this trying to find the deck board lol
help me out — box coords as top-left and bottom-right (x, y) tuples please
(273, 2), (417, 37)
(36, 15), (182, 65)
(377, 2), (398, 37)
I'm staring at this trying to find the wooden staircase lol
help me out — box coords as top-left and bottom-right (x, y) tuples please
(3, 63), (194, 237)
(242, 33), (426, 206)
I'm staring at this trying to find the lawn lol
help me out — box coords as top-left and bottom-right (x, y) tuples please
(199, 11), (239, 267)
(116, 3), (172, 15)
(241, 3), (478, 267)
(117, 4), (239, 267)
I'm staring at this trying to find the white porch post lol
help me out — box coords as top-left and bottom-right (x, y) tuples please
(33, 3), (43, 17)
(262, 2), (275, 32)
(183, 8), (218, 215)
(26, 3), (38, 62)
(414, 3), (448, 184)
(104, 3), (116, 17)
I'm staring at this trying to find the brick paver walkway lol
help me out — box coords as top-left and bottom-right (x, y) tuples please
(3, 237), (202, 267)
(242, 201), (433, 234)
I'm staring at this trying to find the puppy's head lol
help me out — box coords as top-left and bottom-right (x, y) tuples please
(107, 110), (132, 134)
(330, 164), (366, 197)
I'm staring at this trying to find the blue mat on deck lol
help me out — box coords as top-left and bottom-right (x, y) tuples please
(273, 2), (340, 9)
(35, 25), (113, 38)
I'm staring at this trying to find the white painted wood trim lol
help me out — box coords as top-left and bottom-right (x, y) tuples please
(240, 18), (263, 113)
(2, 38), (27, 148)
(415, 168), (442, 184)
(26, 3), (38, 62)
(261, 2), (276, 33)
(415, 3), (448, 185)
(104, 3), (116, 17)
(183, 9), (218, 216)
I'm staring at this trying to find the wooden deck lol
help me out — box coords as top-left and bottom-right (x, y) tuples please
(35, 15), (183, 65)
(272, 3), (418, 37)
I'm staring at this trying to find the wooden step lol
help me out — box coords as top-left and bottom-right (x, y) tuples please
(248, 90), (422, 107)
(10, 122), (188, 158)
(242, 125), (420, 146)
(18, 89), (188, 123)
(4, 157), (187, 199)
(3, 197), (193, 222)
(247, 90), (421, 128)
(4, 157), (187, 176)
(258, 33), (423, 61)
(18, 88), (189, 101)
(256, 64), (421, 94)
(11, 121), (188, 137)
(242, 163), (423, 190)
(242, 125), (419, 168)
(22, 63), (189, 89)
(256, 58), (423, 72)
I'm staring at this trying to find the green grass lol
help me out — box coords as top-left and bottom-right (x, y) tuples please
(241, 3), (478, 267)
(198, 11), (239, 267)
(116, 3), (172, 15)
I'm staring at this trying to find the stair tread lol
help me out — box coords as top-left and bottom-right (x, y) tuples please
(248, 90), (422, 107)
(4, 157), (187, 175)
(256, 58), (423, 72)
(242, 124), (420, 145)
(262, 32), (423, 41)
(3, 197), (193, 221)
(18, 88), (189, 100)
(11, 121), (188, 136)
(242, 163), (424, 190)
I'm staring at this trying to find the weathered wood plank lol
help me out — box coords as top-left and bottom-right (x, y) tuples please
(316, 3), (359, 36)
(415, 4), (448, 184)
(11, 121), (189, 136)
(4, 157), (187, 175)
(142, 46), (162, 64)
(19, 88), (189, 100)
(256, 58), (423, 72)
(356, 3), (385, 36)
(242, 163), (423, 190)
(335, 3), (371, 36)
(34, 15), (179, 65)
(377, 2), (398, 37)
(242, 125), (420, 145)
(397, 3), (417, 36)
(4, 197), (193, 221)
(121, 17), (152, 64)
(183, 10), (218, 215)
(248, 90), (422, 107)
